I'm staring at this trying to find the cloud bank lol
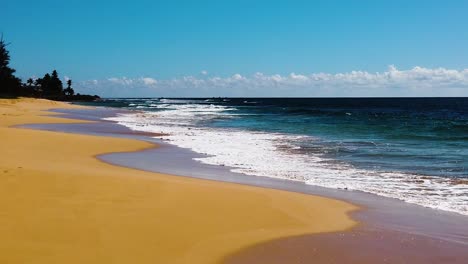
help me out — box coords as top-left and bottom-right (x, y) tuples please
(76, 66), (468, 97)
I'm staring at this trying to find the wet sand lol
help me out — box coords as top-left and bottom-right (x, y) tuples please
(0, 98), (357, 264)
(224, 226), (468, 264)
(29, 104), (468, 263)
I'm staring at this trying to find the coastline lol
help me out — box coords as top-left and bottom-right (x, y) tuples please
(0, 98), (357, 263)
(25, 101), (468, 263)
(30, 105), (468, 245)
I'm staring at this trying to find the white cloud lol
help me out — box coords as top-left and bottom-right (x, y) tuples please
(142, 77), (157, 86)
(230, 73), (245, 81)
(201, 70), (208, 75)
(75, 66), (468, 97)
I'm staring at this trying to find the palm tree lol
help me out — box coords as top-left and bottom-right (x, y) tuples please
(27, 78), (34, 86)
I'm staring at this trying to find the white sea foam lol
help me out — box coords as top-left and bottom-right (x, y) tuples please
(105, 103), (468, 216)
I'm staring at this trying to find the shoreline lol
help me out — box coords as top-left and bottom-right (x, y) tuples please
(1, 98), (358, 263)
(39, 103), (468, 262)
(102, 98), (468, 217)
(29, 105), (468, 245)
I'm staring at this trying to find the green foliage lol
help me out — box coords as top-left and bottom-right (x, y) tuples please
(64, 79), (75, 96)
(35, 70), (64, 96)
(0, 36), (99, 101)
(0, 37), (22, 95)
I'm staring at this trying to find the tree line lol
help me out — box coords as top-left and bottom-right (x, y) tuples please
(0, 37), (100, 101)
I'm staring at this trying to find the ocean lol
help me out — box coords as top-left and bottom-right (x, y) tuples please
(85, 98), (468, 216)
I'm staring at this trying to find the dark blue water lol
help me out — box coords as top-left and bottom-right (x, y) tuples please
(82, 97), (468, 215)
(86, 97), (468, 178)
(221, 98), (468, 178)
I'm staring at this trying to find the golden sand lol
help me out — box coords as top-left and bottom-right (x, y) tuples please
(0, 98), (358, 264)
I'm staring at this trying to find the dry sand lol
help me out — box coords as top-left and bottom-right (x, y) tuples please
(0, 98), (357, 264)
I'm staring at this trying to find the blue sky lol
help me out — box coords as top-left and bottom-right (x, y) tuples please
(2, 0), (468, 97)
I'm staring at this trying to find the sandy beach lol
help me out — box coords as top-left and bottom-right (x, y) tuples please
(0, 98), (357, 263)
(3, 1), (468, 262)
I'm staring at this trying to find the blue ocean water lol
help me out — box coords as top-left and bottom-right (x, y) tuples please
(86, 98), (468, 215)
(214, 98), (468, 178)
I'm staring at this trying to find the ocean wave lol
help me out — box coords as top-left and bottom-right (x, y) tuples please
(105, 106), (468, 216)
